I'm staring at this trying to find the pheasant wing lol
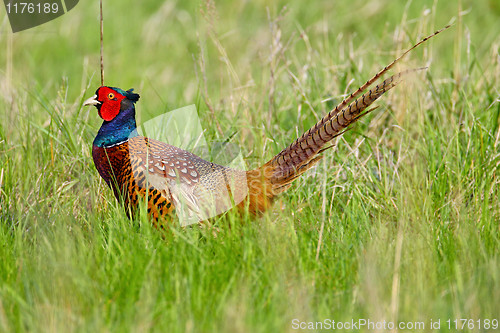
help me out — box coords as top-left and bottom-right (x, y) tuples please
(128, 136), (248, 225)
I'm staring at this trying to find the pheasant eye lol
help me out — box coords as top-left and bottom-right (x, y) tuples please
(108, 93), (115, 100)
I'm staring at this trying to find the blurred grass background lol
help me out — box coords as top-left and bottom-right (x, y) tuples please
(0, 0), (499, 332)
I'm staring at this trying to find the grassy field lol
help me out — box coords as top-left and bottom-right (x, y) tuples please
(1, 0), (499, 332)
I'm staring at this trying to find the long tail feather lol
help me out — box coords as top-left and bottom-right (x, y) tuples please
(268, 67), (424, 186)
(242, 25), (451, 213)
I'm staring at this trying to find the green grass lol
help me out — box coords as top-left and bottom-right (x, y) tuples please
(1, 0), (499, 332)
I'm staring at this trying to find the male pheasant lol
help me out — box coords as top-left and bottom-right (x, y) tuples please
(85, 27), (448, 227)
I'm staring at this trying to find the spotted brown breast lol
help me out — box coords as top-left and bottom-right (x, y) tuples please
(92, 136), (249, 227)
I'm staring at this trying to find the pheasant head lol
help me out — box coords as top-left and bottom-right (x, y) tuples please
(84, 86), (140, 121)
(85, 86), (141, 147)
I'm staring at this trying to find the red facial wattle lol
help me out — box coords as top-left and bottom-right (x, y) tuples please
(97, 87), (126, 121)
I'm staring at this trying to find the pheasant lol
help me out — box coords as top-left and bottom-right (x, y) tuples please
(84, 27), (448, 227)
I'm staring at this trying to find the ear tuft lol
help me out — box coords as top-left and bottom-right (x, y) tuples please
(125, 89), (140, 103)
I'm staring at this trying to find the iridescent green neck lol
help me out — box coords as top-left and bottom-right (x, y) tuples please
(93, 103), (138, 148)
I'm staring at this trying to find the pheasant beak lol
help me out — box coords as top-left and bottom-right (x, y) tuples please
(83, 95), (101, 107)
